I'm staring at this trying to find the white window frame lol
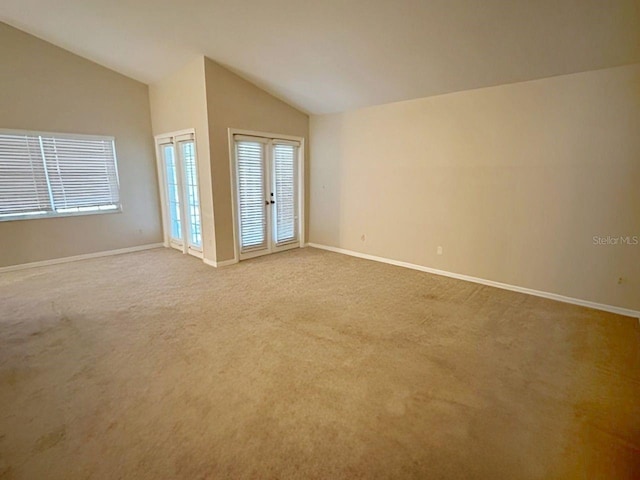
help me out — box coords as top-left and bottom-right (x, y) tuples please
(154, 128), (203, 259)
(228, 128), (306, 262)
(0, 128), (121, 222)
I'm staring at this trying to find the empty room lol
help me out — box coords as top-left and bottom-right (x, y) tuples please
(1, 0), (639, 478)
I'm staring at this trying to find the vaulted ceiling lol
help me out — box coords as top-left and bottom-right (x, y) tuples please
(2, 0), (639, 114)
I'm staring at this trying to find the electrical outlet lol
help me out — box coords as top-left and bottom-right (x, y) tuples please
(437, 246), (443, 255)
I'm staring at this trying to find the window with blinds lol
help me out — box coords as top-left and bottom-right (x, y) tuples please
(273, 143), (297, 245)
(235, 140), (267, 250)
(162, 144), (182, 241)
(181, 141), (201, 248)
(0, 130), (120, 221)
(0, 133), (50, 218)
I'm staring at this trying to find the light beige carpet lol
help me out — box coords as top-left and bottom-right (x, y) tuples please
(0, 247), (638, 479)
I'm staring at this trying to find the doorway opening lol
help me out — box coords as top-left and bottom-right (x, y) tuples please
(155, 129), (202, 258)
(230, 131), (304, 261)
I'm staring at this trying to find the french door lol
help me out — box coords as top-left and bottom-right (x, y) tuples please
(157, 131), (202, 258)
(233, 134), (301, 260)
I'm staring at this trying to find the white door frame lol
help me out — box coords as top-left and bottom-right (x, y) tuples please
(228, 128), (305, 262)
(154, 128), (203, 259)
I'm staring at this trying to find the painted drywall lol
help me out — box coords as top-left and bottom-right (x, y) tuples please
(204, 58), (309, 262)
(0, 22), (162, 268)
(3, 0), (639, 114)
(148, 56), (216, 262)
(310, 64), (640, 311)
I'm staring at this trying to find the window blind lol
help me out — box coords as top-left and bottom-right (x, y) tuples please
(0, 133), (51, 217)
(0, 130), (120, 220)
(41, 136), (119, 211)
(273, 143), (297, 244)
(162, 144), (182, 241)
(181, 141), (201, 248)
(236, 141), (266, 250)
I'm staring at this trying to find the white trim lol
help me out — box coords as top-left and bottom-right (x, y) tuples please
(203, 257), (238, 268)
(0, 206), (122, 223)
(228, 130), (240, 262)
(306, 243), (640, 319)
(228, 128), (304, 143)
(234, 134), (270, 144)
(154, 128), (196, 143)
(298, 139), (306, 248)
(0, 243), (164, 273)
(155, 141), (171, 249)
(217, 258), (238, 267)
(272, 139), (301, 147)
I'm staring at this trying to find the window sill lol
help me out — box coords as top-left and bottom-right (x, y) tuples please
(0, 207), (123, 223)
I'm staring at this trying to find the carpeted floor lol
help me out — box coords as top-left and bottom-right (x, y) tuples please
(0, 247), (638, 479)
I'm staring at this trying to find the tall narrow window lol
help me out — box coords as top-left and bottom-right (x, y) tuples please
(273, 143), (297, 245)
(155, 131), (202, 258)
(163, 144), (182, 242)
(182, 141), (201, 248)
(236, 140), (267, 251)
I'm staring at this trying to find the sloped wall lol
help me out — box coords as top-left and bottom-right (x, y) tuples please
(204, 58), (309, 262)
(149, 56), (216, 263)
(0, 22), (162, 267)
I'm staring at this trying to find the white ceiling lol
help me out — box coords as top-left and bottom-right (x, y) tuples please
(2, 0), (639, 114)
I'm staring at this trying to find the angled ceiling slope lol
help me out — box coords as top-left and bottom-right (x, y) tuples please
(1, 0), (639, 114)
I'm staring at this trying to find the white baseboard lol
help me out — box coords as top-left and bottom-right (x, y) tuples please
(306, 243), (640, 320)
(203, 258), (239, 268)
(217, 258), (239, 267)
(0, 243), (164, 273)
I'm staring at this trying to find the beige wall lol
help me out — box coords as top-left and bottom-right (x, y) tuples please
(148, 57), (308, 263)
(0, 23), (162, 268)
(310, 64), (640, 311)
(204, 58), (309, 262)
(148, 56), (216, 262)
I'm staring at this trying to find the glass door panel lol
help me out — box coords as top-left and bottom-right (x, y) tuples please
(272, 143), (298, 246)
(179, 141), (201, 250)
(162, 144), (182, 247)
(235, 140), (268, 255)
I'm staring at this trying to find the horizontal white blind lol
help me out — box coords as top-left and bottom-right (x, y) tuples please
(181, 141), (202, 249)
(236, 141), (266, 251)
(0, 133), (51, 216)
(0, 130), (120, 220)
(273, 144), (297, 244)
(162, 144), (182, 242)
(41, 136), (119, 211)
